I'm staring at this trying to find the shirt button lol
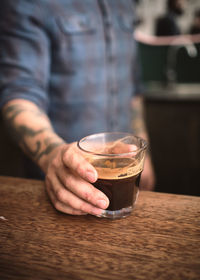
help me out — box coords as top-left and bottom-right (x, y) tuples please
(110, 119), (117, 129)
(110, 86), (117, 95)
(108, 55), (114, 62)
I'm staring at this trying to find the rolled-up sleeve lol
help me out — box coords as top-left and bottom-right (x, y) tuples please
(0, 0), (50, 111)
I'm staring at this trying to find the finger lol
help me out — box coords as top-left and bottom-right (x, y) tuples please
(46, 184), (88, 215)
(57, 165), (109, 209)
(62, 144), (98, 183)
(46, 177), (87, 215)
(46, 173), (106, 216)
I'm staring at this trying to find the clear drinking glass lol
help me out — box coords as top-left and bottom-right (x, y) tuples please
(78, 132), (147, 219)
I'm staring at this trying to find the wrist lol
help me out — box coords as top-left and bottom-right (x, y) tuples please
(38, 141), (66, 174)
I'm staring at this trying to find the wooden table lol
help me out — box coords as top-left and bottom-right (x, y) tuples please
(0, 176), (200, 280)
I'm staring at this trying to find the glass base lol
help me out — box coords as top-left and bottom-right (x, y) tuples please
(99, 206), (133, 219)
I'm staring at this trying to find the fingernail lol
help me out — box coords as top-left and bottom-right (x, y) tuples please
(92, 208), (105, 216)
(95, 210), (106, 218)
(86, 170), (97, 182)
(97, 199), (108, 209)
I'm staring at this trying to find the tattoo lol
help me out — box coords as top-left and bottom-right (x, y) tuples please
(3, 104), (64, 162)
(35, 142), (63, 161)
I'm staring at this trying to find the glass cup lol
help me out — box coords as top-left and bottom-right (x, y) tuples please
(77, 132), (147, 219)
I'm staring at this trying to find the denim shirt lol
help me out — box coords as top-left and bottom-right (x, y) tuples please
(0, 0), (141, 144)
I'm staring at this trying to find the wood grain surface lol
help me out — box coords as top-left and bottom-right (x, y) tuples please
(0, 176), (200, 280)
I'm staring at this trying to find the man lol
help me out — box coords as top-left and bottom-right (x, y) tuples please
(155, 0), (185, 36)
(0, 0), (155, 216)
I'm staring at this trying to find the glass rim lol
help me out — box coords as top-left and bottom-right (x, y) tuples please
(77, 132), (147, 157)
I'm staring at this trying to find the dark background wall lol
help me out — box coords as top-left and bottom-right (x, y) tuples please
(144, 98), (200, 196)
(139, 40), (200, 196)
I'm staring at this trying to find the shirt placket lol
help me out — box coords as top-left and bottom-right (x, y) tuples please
(98, 0), (118, 131)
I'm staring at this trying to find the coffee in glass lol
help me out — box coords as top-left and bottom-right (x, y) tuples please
(78, 132), (147, 219)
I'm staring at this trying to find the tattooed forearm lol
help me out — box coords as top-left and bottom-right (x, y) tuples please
(2, 102), (64, 163)
(4, 103), (45, 121)
(35, 142), (63, 161)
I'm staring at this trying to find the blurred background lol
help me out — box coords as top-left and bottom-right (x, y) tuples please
(135, 0), (200, 35)
(134, 0), (200, 196)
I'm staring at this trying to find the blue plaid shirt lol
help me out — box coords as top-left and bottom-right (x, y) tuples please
(0, 0), (141, 144)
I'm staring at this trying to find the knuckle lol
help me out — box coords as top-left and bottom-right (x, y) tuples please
(52, 157), (59, 169)
(78, 202), (88, 213)
(54, 200), (61, 211)
(82, 191), (93, 203)
(76, 162), (84, 176)
(66, 147), (75, 160)
(69, 198), (94, 215)
(56, 189), (65, 202)
(63, 174), (72, 188)
(69, 198), (86, 212)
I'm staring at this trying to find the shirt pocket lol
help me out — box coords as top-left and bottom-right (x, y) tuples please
(57, 14), (96, 35)
(55, 13), (98, 69)
(53, 14), (102, 103)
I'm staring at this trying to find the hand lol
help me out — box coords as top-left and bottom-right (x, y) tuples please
(140, 154), (156, 191)
(44, 142), (109, 216)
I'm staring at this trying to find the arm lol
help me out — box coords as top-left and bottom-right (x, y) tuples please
(0, 1), (109, 216)
(2, 99), (109, 215)
(2, 99), (64, 172)
(131, 96), (156, 191)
